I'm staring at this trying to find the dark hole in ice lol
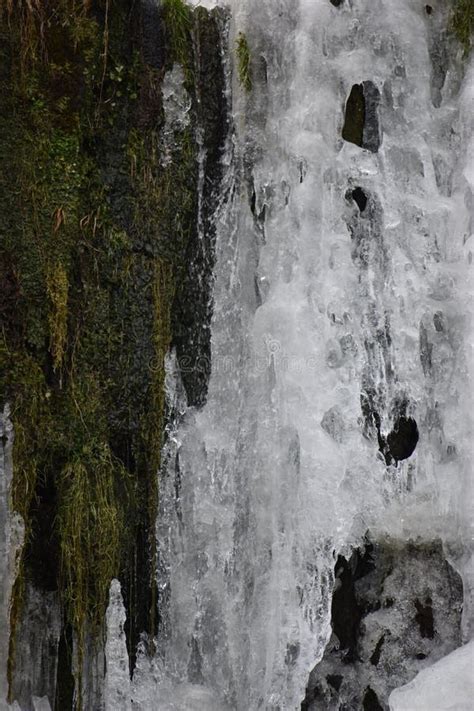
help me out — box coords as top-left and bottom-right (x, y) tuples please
(384, 597), (394, 608)
(259, 55), (268, 84)
(416, 652), (427, 660)
(332, 556), (361, 660)
(352, 187), (368, 212)
(433, 311), (445, 332)
(425, 5), (433, 14)
(415, 597), (435, 639)
(250, 187), (257, 216)
(24, 472), (60, 592)
(327, 674), (343, 691)
(387, 416), (419, 461)
(363, 687), (383, 711)
(330, 0), (344, 6)
(342, 84), (365, 147)
(332, 546), (375, 661)
(342, 82), (381, 152)
(370, 634), (385, 666)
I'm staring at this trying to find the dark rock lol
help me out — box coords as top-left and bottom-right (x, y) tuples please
(387, 416), (419, 461)
(331, 546), (375, 660)
(172, 8), (229, 408)
(362, 81), (381, 153)
(301, 540), (463, 711)
(370, 635), (385, 666)
(330, 0), (344, 6)
(363, 687), (383, 711)
(55, 624), (75, 711)
(342, 82), (380, 152)
(415, 597), (435, 639)
(352, 187), (368, 212)
(342, 84), (365, 147)
(327, 675), (343, 691)
(139, 0), (166, 70)
(419, 322), (433, 377)
(428, 30), (448, 108)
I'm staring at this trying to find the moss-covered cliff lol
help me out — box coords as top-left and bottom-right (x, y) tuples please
(0, 1), (228, 708)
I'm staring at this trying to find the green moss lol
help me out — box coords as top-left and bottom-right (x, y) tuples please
(46, 262), (69, 372)
(1, 0), (203, 705)
(450, 0), (474, 55)
(236, 32), (252, 92)
(162, 0), (193, 76)
(57, 440), (129, 667)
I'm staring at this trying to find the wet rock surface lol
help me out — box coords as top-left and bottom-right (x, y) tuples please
(302, 540), (463, 710)
(172, 8), (229, 409)
(342, 84), (365, 148)
(386, 416), (419, 462)
(10, 584), (61, 711)
(342, 82), (381, 152)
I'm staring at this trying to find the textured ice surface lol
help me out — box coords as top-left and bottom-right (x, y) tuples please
(303, 540), (464, 709)
(30, 699), (51, 711)
(0, 406), (24, 711)
(9, 584), (61, 710)
(3, 0), (473, 709)
(151, 1), (473, 709)
(160, 65), (191, 167)
(105, 580), (131, 711)
(389, 641), (474, 711)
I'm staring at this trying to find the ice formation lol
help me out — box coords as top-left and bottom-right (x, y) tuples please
(104, 581), (131, 711)
(389, 640), (474, 711)
(150, 0), (474, 708)
(0, 408), (24, 711)
(0, 0), (472, 709)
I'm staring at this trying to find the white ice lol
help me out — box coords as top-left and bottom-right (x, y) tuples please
(105, 580), (132, 711)
(150, 0), (473, 709)
(389, 641), (474, 711)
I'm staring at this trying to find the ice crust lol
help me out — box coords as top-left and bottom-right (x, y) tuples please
(389, 641), (474, 711)
(150, 1), (473, 709)
(105, 580), (132, 711)
(0, 407), (24, 711)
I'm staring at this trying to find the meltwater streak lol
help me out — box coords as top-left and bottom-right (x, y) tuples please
(131, 1), (473, 709)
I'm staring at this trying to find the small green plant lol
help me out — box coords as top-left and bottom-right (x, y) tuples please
(450, 0), (473, 55)
(236, 32), (252, 92)
(46, 261), (68, 372)
(162, 0), (193, 72)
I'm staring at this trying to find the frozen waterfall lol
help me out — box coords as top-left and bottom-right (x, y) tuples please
(132, 0), (473, 709)
(1, 0), (472, 709)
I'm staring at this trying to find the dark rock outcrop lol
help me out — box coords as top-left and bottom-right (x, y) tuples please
(342, 82), (381, 152)
(302, 539), (463, 710)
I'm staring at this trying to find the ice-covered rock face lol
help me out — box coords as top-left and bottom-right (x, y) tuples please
(151, 0), (473, 710)
(0, 407), (24, 711)
(105, 580), (131, 711)
(302, 540), (464, 710)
